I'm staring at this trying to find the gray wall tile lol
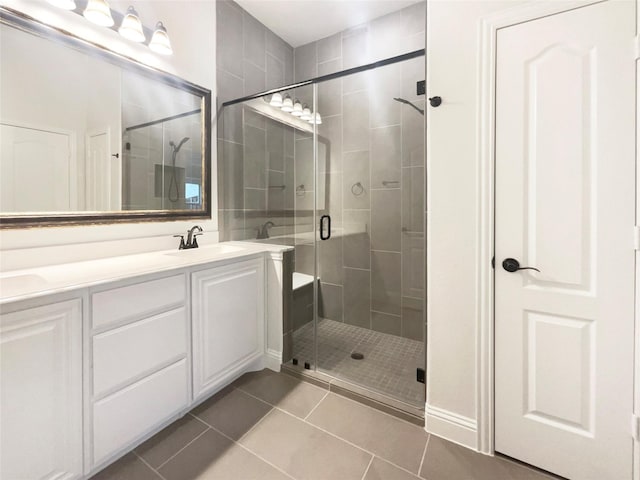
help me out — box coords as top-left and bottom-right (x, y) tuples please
(267, 171), (284, 211)
(344, 210), (370, 269)
(243, 12), (266, 69)
(401, 297), (424, 342)
(319, 115), (342, 172)
(317, 33), (342, 63)
(320, 283), (343, 321)
(371, 251), (401, 315)
(344, 268), (371, 328)
(244, 60), (266, 96)
(342, 27), (370, 69)
(401, 102), (425, 166)
(343, 91), (369, 151)
(294, 42), (317, 82)
(402, 167), (424, 234)
(245, 188), (266, 210)
(220, 140), (244, 210)
(371, 311), (401, 336)
(318, 237), (343, 285)
(343, 151), (370, 210)
(217, 1), (243, 78)
(371, 189), (401, 252)
(266, 54), (285, 91)
(371, 126), (401, 188)
(244, 125), (266, 188)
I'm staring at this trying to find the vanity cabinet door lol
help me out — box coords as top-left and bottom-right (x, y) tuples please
(0, 299), (83, 480)
(192, 258), (265, 401)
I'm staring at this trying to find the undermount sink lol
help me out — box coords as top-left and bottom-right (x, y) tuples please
(164, 244), (244, 259)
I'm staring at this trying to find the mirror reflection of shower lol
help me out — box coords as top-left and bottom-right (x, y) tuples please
(392, 97), (424, 115)
(168, 137), (190, 203)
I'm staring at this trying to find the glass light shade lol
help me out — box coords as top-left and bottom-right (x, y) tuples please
(281, 95), (294, 112)
(269, 93), (283, 107)
(149, 22), (173, 55)
(309, 112), (322, 125)
(300, 105), (312, 121)
(83, 0), (114, 27)
(48, 0), (76, 10)
(291, 101), (303, 117)
(119, 6), (145, 43)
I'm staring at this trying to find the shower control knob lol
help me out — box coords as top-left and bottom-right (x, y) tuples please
(429, 96), (442, 107)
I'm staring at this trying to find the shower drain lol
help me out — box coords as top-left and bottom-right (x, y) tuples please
(351, 352), (364, 360)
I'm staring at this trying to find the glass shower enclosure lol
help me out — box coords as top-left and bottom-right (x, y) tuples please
(220, 51), (426, 414)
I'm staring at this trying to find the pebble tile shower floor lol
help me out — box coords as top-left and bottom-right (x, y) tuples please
(92, 369), (556, 480)
(290, 318), (425, 407)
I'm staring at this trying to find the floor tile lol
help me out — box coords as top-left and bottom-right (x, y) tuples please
(420, 436), (554, 480)
(241, 408), (372, 480)
(307, 393), (427, 473)
(364, 457), (422, 480)
(234, 368), (327, 418)
(92, 453), (161, 480)
(134, 414), (208, 468)
(159, 428), (289, 480)
(191, 387), (272, 440)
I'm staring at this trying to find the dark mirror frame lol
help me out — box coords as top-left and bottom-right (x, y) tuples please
(0, 7), (212, 228)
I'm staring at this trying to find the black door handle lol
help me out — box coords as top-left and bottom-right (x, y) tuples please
(320, 215), (331, 240)
(502, 258), (540, 273)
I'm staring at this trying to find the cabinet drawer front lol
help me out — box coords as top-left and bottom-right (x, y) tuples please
(93, 307), (187, 397)
(92, 274), (185, 329)
(93, 359), (188, 465)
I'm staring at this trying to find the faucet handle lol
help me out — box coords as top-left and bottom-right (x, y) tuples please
(173, 234), (186, 250)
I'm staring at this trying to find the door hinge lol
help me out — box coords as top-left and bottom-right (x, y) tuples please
(633, 415), (640, 442)
(635, 36), (640, 61)
(634, 226), (640, 251)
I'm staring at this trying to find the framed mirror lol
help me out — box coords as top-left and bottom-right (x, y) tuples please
(0, 7), (211, 228)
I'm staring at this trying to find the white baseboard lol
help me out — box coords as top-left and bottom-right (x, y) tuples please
(425, 404), (479, 451)
(264, 349), (282, 372)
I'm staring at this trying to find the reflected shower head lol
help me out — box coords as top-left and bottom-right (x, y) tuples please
(393, 97), (424, 116)
(169, 137), (190, 152)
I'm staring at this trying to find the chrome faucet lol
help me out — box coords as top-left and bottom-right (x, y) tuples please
(256, 221), (275, 239)
(174, 225), (203, 249)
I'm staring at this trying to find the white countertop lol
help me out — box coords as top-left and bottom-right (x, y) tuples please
(0, 241), (293, 305)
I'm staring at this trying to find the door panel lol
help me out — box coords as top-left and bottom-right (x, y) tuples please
(494, 2), (635, 479)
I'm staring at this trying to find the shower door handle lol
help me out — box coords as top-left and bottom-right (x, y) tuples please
(320, 215), (331, 240)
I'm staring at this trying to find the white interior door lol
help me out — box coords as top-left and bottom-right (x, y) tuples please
(86, 129), (121, 211)
(494, 2), (636, 479)
(0, 123), (73, 212)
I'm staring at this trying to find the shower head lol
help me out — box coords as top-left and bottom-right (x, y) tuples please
(393, 97), (425, 116)
(169, 137), (190, 152)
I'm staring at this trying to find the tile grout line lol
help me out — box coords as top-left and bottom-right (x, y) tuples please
(304, 390), (330, 420)
(133, 450), (168, 480)
(360, 455), (375, 480)
(203, 416), (298, 480)
(152, 423), (211, 471)
(417, 433), (430, 477)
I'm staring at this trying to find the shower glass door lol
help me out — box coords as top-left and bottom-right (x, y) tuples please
(301, 57), (426, 409)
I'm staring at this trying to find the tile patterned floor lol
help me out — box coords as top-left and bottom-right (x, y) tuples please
(290, 319), (425, 407)
(92, 369), (556, 480)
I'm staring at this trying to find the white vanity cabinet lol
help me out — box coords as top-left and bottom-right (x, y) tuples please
(0, 297), (83, 480)
(191, 257), (265, 401)
(89, 273), (190, 468)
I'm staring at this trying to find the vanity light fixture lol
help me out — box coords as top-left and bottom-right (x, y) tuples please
(281, 94), (294, 112)
(83, 0), (114, 27)
(47, 0), (76, 10)
(300, 105), (312, 121)
(269, 93), (283, 107)
(308, 112), (322, 125)
(118, 6), (145, 43)
(291, 100), (303, 117)
(48, 0), (173, 55)
(149, 22), (173, 55)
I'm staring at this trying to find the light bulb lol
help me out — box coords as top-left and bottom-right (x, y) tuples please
(300, 105), (312, 121)
(281, 95), (294, 112)
(83, 0), (114, 27)
(149, 21), (173, 55)
(308, 112), (322, 125)
(119, 6), (145, 43)
(48, 0), (76, 9)
(291, 100), (303, 117)
(270, 93), (283, 107)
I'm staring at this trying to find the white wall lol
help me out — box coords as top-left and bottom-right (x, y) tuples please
(425, 0), (527, 445)
(0, 0), (217, 269)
